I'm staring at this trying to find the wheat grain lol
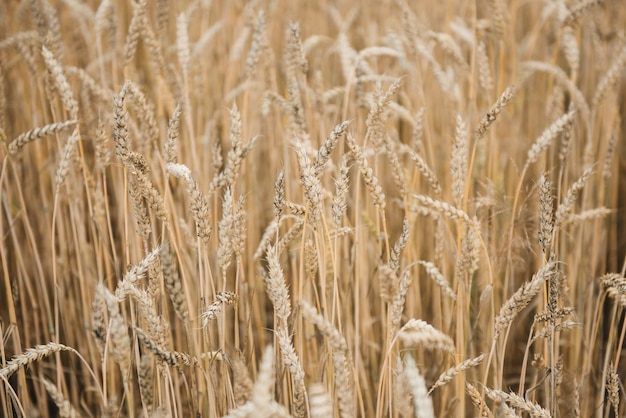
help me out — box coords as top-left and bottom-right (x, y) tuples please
(495, 262), (555, 337)
(138, 353), (154, 411)
(265, 245), (292, 324)
(428, 354), (485, 394)
(300, 300), (353, 418)
(332, 155), (351, 227)
(0, 343), (77, 379)
(160, 241), (188, 322)
(451, 114), (468, 207)
(484, 387), (551, 417)
(525, 108), (577, 169)
(475, 85), (515, 139)
(404, 355), (435, 418)
(418, 261), (456, 300)
(274, 169), (286, 221)
(554, 165), (593, 227)
(40, 378), (78, 418)
(167, 163), (212, 242)
(466, 383), (494, 418)
(398, 318), (455, 353)
(347, 132), (386, 210)
(8, 119), (77, 154)
(201, 291), (238, 326)
(538, 175), (554, 254)
(314, 120), (350, 177)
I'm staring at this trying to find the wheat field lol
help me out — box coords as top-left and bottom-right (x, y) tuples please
(0, 0), (625, 417)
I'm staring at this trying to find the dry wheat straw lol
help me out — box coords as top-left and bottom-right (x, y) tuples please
(8, 119), (77, 154)
(404, 355), (435, 418)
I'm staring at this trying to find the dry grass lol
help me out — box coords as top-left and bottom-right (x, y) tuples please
(1, 0), (626, 417)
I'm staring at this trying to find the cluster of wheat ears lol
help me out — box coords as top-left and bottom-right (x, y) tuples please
(0, 0), (625, 417)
